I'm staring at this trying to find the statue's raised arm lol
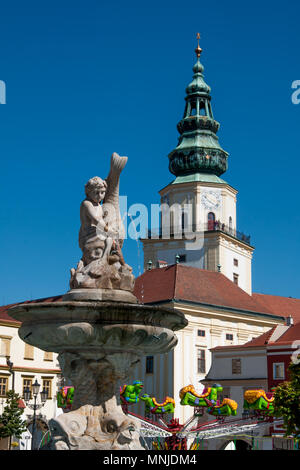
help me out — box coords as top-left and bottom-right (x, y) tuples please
(103, 152), (128, 246)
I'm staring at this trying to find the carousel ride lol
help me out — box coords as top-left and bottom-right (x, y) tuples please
(53, 381), (282, 450)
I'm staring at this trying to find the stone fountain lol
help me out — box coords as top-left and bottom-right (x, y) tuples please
(9, 153), (188, 450)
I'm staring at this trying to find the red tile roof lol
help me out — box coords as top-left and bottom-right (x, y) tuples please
(211, 327), (277, 351)
(133, 265), (286, 318)
(268, 321), (300, 346)
(252, 293), (300, 323)
(212, 321), (300, 352)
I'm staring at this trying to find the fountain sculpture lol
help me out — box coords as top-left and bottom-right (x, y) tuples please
(8, 153), (188, 450)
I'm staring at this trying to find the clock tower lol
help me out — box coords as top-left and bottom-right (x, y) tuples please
(141, 36), (254, 294)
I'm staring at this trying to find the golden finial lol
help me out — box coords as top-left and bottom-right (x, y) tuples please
(195, 32), (202, 58)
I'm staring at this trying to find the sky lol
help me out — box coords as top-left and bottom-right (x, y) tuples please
(0, 0), (299, 305)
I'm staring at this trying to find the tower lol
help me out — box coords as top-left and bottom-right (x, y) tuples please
(141, 35), (254, 294)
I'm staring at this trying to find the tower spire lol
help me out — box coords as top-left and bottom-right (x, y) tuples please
(195, 32), (202, 58)
(168, 36), (229, 178)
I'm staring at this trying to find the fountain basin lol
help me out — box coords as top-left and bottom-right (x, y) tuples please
(8, 300), (188, 449)
(9, 301), (187, 355)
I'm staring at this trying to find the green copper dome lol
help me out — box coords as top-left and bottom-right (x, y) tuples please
(168, 44), (229, 177)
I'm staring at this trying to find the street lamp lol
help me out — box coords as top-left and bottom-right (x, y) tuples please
(24, 379), (47, 450)
(6, 357), (15, 391)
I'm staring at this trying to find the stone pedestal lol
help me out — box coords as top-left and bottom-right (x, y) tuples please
(9, 300), (188, 450)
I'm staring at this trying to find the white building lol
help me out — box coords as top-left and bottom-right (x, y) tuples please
(0, 298), (62, 450)
(130, 265), (299, 425)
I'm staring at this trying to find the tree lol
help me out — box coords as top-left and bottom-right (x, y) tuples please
(0, 390), (27, 446)
(273, 361), (300, 439)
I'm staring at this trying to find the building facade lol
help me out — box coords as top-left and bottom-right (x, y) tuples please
(129, 265), (298, 424)
(0, 300), (62, 450)
(203, 320), (300, 448)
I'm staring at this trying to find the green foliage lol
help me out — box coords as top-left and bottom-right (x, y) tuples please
(0, 390), (27, 439)
(273, 362), (300, 439)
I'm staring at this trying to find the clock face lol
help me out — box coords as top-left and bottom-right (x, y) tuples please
(201, 190), (221, 210)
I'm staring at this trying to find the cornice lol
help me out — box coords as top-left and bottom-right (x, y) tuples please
(0, 365), (61, 374)
(159, 180), (238, 196)
(0, 320), (20, 328)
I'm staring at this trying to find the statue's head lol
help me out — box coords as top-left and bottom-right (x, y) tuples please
(85, 177), (107, 204)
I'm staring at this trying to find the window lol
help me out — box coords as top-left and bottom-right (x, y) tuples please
(207, 212), (216, 231)
(197, 349), (206, 374)
(44, 351), (53, 361)
(0, 336), (12, 357)
(233, 273), (239, 285)
(146, 356), (154, 374)
(199, 105), (206, 116)
(42, 379), (52, 399)
(22, 378), (33, 398)
(232, 358), (241, 374)
(190, 103), (197, 116)
(233, 258), (238, 267)
(24, 344), (34, 360)
(273, 363), (285, 380)
(176, 254), (186, 263)
(0, 376), (8, 397)
(226, 334), (234, 341)
(197, 330), (206, 337)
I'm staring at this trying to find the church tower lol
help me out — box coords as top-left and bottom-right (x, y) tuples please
(141, 36), (254, 294)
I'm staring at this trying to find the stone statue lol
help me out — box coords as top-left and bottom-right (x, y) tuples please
(69, 153), (135, 297)
(44, 405), (142, 450)
(8, 151), (189, 451)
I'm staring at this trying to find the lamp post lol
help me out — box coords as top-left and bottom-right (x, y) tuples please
(23, 379), (47, 450)
(6, 357), (15, 391)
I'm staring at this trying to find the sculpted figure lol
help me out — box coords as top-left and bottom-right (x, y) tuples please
(79, 176), (110, 262)
(69, 153), (135, 292)
(44, 405), (141, 450)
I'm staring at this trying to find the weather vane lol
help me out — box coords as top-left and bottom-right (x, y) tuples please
(195, 32), (202, 58)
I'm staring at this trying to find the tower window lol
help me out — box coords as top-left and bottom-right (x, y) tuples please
(146, 356), (154, 374)
(199, 101), (206, 116)
(207, 212), (215, 231)
(233, 273), (239, 285)
(233, 259), (238, 267)
(226, 334), (234, 341)
(176, 254), (186, 263)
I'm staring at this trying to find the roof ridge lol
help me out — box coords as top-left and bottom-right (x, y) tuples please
(253, 292), (300, 301)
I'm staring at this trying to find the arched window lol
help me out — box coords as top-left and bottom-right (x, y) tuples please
(207, 212), (215, 230)
(229, 216), (233, 233)
(199, 103), (206, 116)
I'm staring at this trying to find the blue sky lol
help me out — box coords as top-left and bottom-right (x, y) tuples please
(0, 0), (299, 305)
